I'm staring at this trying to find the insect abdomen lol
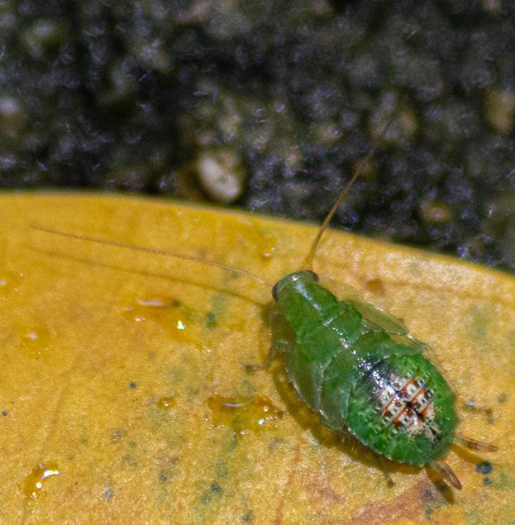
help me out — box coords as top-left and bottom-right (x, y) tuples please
(274, 271), (458, 466)
(345, 353), (457, 464)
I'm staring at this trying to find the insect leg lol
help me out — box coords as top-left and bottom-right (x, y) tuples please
(429, 461), (462, 490)
(246, 305), (295, 372)
(245, 344), (279, 372)
(453, 435), (498, 452)
(374, 455), (395, 487)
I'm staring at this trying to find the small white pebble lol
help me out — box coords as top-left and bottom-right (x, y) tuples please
(197, 149), (245, 203)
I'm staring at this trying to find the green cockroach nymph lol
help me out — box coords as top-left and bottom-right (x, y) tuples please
(32, 116), (497, 492)
(269, 270), (495, 491)
(273, 268), (457, 463)
(260, 170), (497, 491)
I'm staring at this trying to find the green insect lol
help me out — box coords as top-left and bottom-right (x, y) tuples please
(33, 140), (497, 493)
(267, 268), (494, 491)
(253, 170), (496, 491)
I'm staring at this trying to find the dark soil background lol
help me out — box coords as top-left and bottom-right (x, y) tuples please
(1, 1), (515, 272)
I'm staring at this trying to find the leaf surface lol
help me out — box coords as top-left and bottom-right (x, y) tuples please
(1, 194), (513, 524)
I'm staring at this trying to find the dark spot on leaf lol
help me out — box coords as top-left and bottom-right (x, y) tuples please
(129, 382), (137, 388)
(171, 299), (181, 307)
(421, 487), (436, 502)
(1, 410), (7, 416)
(205, 311), (217, 329)
(200, 481), (224, 505)
(483, 477), (491, 485)
(200, 492), (212, 505)
(157, 456), (180, 484)
(110, 428), (127, 443)
(241, 510), (254, 522)
(210, 482), (223, 494)
(158, 474), (168, 483)
(498, 392), (508, 403)
(122, 454), (138, 468)
(476, 461), (493, 474)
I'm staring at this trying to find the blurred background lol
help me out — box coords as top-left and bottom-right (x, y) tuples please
(1, 0), (515, 271)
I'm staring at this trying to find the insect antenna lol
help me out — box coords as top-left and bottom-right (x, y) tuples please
(30, 225), (273, 289)
(430, 461), (462, 490)
(304, 96), (406, 271)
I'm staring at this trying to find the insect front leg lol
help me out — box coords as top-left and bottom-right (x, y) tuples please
(245, 305), (295, 373)
(245, 344), (279, 373)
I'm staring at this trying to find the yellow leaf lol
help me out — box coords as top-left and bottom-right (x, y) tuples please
(1, 194), (513, 524)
